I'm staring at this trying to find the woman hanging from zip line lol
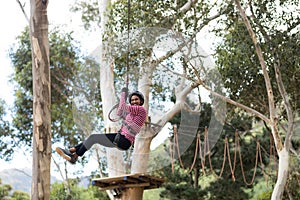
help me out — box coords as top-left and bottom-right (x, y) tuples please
(55, 87), (147, 164)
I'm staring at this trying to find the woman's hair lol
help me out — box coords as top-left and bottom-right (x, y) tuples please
(129, 91), (144, 105)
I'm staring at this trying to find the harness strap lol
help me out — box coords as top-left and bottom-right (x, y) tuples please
(122, 121), (138, 135)
(113, 132), (122, 146)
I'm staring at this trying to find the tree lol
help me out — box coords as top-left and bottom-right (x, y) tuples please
(212, 0), (299, 199)
(72, 1), (229, 199)
(0, 99), (13, 160)
(29, 0), (51, 199)
(58, 0), (298, 199)
(160, 105), (263, 199)
(215, 2), (300, 117)
(10, 1), (107, 195)
(10, 25), (86, 145)
(9, 25), (101, 199)
(11, 190), (30, 200)
(50, 180), (109, 200)
(159, 165), (208, 200)
(0, 178), (30, 200)
(0, 178), (12, 199)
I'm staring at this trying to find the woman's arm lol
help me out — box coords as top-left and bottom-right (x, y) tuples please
(117, 92), (127, 117)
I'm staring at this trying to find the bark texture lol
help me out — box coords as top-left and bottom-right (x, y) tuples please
(30, 0), (51, 199)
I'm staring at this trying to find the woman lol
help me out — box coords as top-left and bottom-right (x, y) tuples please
(56, 88), (147, 164)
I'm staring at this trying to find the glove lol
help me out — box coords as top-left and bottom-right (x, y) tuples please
(121, 87), (128, 98)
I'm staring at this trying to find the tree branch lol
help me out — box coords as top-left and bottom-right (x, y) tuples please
(200, 82), (270, 123)
(274, 59), (294, 149)
(180, 0), (198, 13)
(234, 0), (283, 151)
(16, 0), (29, 23)
(152, 10), (223, 67)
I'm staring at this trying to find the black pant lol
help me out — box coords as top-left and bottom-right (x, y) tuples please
(75, 133), (131, 156)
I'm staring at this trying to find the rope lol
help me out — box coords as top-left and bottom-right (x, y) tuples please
(226, 135), (236, 181)
(174, 124), (185, 169)
(258, 139), (267, 184)
(218, 136), (228, 177)
(168, 126), (270, 186)
(208, 129), (264, 185)
(169, 136), (175, 174)
(202, 128), (207, 173)
(232, 132), (238, 172)
(205, 128), (214, 175)
(125, 0), (131, 89)
(217, 136), (235, 180)
(108, 0), (131, 121)
(188, 132), (200, 173)
(198, 131), (206, 175)
(236, 131), (261, 186)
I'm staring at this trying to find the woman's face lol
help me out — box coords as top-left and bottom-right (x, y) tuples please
(130, 95), (141, 106)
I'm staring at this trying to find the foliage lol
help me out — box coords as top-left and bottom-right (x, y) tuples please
(71, 0), (231, 105)
(4, 0), (297, 198)
(213, 1), (300, 198)
(50, 180), (109, 200)
(283, 156), (300, 198)
(0, 178), (12, 199)
(214, 0), (300, 117)
(7, 26), (102, 157)
(67, 0), (299, 199)
(158, 98), (297, 199)
(10, 190), (30, 200)
(143, 188), (167, 200)
(158, 164), (207, 200)
(0, 178), (30, 200)
(256, 190), (272, 200)
(70, 0), (100, 30)
(0, 99), (13, 160)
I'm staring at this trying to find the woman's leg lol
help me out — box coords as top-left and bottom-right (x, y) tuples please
(112, 133), (132, 150)
(76, 133), (132, 156)
(76, 133), (117, 156)
(56, 133), (132, 163)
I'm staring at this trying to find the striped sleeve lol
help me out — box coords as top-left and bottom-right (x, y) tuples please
(117, 92), (147, 143)
(117, 92), (127, 117)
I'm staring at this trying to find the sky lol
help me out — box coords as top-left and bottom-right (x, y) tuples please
(0, 1), (218, 180)
(0, 0), (94, 105)
(0, 0), (100, 179)
(0, 0), (169, 179)
(3, 1), (299, 190)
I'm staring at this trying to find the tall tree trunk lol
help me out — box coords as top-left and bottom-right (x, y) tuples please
(93, 1), (125, 199)
(126, 127), (153, 200)
(272, 148), (289, 199)
(30, 0), (51, 199)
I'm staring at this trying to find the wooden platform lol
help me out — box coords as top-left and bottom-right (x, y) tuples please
(92, 173), (165, 191)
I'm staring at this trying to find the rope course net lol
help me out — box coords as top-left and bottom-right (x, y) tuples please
(169, 127), (283, 186)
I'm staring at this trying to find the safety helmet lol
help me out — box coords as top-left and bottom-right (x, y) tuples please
(129, 91), (144, 106)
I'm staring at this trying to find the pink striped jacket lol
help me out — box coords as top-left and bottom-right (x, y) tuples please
(117, 92), (147, 144)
